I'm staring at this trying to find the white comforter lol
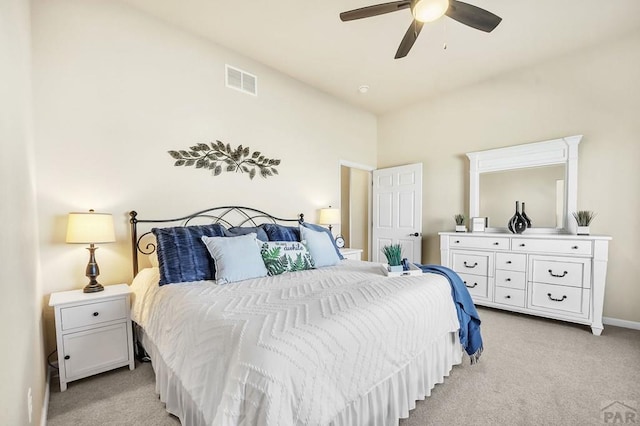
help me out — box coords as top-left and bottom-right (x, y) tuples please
(131, 260), (460, 425)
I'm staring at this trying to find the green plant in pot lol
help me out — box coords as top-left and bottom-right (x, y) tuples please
(572, 210), (596, 235)
(454, 214), (466, 232)
(382, 244), (403, 272)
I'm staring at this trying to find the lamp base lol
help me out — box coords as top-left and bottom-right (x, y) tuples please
(83, 282), (104, 293)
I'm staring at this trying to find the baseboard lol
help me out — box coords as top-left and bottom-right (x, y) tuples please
(603, 316), (640, 330)
(41, 366), (51, 426)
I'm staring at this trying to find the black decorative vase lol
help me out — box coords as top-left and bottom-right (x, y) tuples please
(521, 202), (532, 228)
(508, 201), (527, 234)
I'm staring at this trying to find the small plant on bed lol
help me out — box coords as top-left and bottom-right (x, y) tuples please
(168, 140), (281, 180)
(382, 244), (403, 272)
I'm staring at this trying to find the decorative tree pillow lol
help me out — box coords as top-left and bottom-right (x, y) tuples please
(260, 241), (315, 276)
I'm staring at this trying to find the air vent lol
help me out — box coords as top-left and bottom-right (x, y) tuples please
(225, 64), (257, 96)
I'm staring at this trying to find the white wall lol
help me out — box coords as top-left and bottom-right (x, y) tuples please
(31, 0), (376, 351)
(378, 30), (640, 323)
(0, 0), (46, 424)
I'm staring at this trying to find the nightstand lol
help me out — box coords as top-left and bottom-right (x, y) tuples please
(340, 248), (363, 261)
(49, 284), (135, 391)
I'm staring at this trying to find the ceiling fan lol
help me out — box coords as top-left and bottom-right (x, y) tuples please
(339, 0), (502, 59)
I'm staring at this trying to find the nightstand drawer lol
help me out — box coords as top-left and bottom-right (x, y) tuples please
(61, 299), (127, 330)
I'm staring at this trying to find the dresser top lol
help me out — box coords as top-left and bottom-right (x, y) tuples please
(49, 283), (130, 307)
(439, 232), (612, 241)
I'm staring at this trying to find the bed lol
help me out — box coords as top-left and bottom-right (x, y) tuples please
(128, 206), (469, 425)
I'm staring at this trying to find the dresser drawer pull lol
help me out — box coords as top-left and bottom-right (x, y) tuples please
(463, 261), (478, 268)
(505, 278), (511, 282)
(463, 281), (478, 288)
(505, 295), (511, 299)
(506, 260), (512, 264)
(519, 243), (525, 247)
(493, 242), (499, 245)
(548, 269), (568, 278)
(547, 293), (567, 302)
(454, 240), (460, 244)
(572, 245), (579, 249)
(93, 312), (99, 317)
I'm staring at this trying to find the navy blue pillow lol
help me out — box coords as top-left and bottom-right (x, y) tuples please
(152, 224), (227, 285)
(262, 223), (300, 242)
(225, 226), (269, 242)
(300, 222), (344, 260)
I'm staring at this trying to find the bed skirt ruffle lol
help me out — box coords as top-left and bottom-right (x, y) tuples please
(140, 326), (462, 426)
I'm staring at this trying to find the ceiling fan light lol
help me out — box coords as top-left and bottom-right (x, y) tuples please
(412, 0), (449, 23)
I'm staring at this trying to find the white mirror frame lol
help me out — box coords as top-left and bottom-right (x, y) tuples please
(467, 135), (582, 234)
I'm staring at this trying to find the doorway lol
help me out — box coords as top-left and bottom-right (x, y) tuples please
(340, 162), (373, 261)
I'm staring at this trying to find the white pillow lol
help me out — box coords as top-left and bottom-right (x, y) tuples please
(201, 233), (268, 285)
(300, 226), (340, 268)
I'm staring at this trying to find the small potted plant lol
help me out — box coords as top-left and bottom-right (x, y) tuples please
(454, 214), (467, 232)
(572, 210), (596, 235)
(382, 244), (403, 272)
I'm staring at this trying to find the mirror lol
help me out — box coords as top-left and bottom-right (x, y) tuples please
(467, 135), (582, 234)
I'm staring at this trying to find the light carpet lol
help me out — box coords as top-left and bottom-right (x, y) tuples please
(47, 307), (640, 425)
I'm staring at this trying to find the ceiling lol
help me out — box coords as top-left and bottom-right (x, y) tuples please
(119, 0), (640, 114)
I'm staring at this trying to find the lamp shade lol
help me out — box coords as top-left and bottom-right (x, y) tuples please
(66, 211), (116, 244)
(319, 208), (341, 226)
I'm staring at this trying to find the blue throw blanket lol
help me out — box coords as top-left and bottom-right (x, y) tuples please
(416, 264), (483, 364)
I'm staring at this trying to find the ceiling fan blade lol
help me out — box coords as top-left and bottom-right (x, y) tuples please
(340, 1), (411, 21)
(395, 20), (425, 59)
(446, 0), (502, 32)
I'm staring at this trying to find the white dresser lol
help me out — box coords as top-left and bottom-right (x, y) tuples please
(340, 248), (363, 261)
(440, 232), (611, 335)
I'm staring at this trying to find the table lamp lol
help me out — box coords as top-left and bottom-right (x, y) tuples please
(319, 207), (341, 234)
(66, 210), (116, 293)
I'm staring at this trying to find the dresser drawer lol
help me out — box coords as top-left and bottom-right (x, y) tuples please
(495, 270), (526, 290)
(529, 283), (589, 316)
(530, 257), (591, 288)
(452, 252), (490, 276)
(457, 273), (489, 299)
(496, 253), (526, 272)
(449, 236), (510, 250)
(494, 286), (525, 308)
(61, 299), (128, 331)
(512, 238), (592, 256)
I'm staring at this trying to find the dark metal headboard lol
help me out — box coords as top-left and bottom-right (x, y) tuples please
(129, 206), (304, 276)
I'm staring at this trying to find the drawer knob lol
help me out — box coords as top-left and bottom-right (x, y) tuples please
(505, 278), (511, 282)
(572, 245), (579, 249)
(454, 240), (460, 244)
(93, 312), (99, 317)
(463, 261), (478, 268)
(64, 355), (70, 360)
(547, 293), (567, 302)
(519, 243), (525, 247)
(463, 281), (478, 288)
(548, 269), (568, 278)
(505, 295), (511, 299)
(493, 242), (499, 245)
(506, 260), (512, 264)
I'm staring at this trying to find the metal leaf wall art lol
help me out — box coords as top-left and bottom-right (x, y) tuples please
(168, 141), (281, 180)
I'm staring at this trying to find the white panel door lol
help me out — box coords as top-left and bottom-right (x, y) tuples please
(372, 163), (423, 263)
